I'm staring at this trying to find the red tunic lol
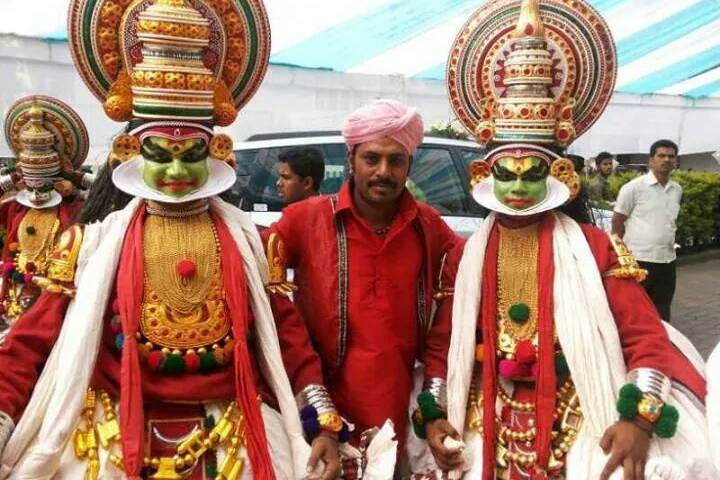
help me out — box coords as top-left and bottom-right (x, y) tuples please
(267, 181), (462, 449)
(441, 215), (707, 479)
(0, 205), (322, 479)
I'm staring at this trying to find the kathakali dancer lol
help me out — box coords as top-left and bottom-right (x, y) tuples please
(416, 0), (717, 479)
(0, 0), (340, 478)
(0, 96), (91, 342)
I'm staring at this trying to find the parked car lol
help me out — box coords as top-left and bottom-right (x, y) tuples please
(229, 131), (488, 237)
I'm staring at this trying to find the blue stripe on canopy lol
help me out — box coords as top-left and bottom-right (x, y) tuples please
(685, 75), (720, 98)
(620, 45), (720, 93)
(616, 0), (720, 66)
(270, 0), (479, 71)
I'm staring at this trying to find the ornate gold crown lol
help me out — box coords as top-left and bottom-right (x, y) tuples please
(4, 95), (90, 182)
(448, 0), (616, 150)
(16, 105), (62, 179)
(69, 0), (271, 127)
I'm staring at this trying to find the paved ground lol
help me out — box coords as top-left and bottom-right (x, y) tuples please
(672, 255), (720, 359)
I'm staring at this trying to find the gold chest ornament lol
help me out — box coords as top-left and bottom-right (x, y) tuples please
(135, 212), (234, 375)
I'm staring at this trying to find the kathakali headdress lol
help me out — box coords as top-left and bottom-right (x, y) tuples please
(3, 95), (90, 208)
(448, 0), (616, 216)
(68, 0), (271, 202)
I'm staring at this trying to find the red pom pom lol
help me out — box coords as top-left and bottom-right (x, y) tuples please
(111, 299), (120, 314)
(185, 353), (200, 373)
(515, 340), (536, 365)
(147, 351), (165, 372)
(8, 242), (19, 254)
(2, 263), (14, 275)
(23, 274), (34, 284)
(499, 359), (524, 379)
(25, 262), (36, 273)
(176, 259), (196, 279)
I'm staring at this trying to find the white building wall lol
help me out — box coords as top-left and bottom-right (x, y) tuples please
(2, 34), (720, 164)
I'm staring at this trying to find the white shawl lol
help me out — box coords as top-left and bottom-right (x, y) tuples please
(0, 198), (310, 479)
(447, 212), (717, 479)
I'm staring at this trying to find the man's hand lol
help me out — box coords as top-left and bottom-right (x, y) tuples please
(599, 420), (651, 480)
(306, 433), (341, 480)
(426, 418), (464, 471)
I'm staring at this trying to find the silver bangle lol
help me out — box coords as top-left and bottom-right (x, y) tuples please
(627, 368), (672, 402)
(0, 175), (15, 193)
(0, 411), (14, 454)
(296, 383), (337, 414)
(423, 377), (448, 410)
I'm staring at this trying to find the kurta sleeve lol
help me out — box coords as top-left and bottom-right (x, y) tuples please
(583, 225), (706, 401)
(269, 293), (324, 393)
(0, 291), (70, 421)
(262, 207), (325, 394)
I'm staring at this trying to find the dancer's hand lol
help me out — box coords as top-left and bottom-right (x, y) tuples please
(307, 432), (341, 479)
(426, 418), (464, 471)
(599, 420), (651, 480)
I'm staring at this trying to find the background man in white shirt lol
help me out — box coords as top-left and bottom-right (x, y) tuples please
(612, 139), (682, 322)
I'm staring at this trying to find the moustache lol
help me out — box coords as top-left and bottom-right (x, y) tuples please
(368, 179), (397, 189)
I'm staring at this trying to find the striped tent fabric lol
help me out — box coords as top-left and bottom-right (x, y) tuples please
(3, 0), (720, 98)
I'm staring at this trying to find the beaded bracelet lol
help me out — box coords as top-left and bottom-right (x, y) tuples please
(412, 391), (448, 439)
(616, 383), (679, 438)
(300, 405), (350, 443)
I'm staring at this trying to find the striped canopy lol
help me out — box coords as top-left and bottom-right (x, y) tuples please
(3, 0), (720, 98)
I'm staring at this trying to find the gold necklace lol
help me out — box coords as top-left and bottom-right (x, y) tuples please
(143, 212), (219, 316)
(16, 207), (60, 273)
(496, 223), (539, 356)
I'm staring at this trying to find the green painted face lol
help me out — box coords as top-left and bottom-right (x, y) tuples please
(492, 156), (549, 210)
(141, 137), (209, 198)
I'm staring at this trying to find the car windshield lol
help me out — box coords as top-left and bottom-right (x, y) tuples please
(231, 141), (480, 215)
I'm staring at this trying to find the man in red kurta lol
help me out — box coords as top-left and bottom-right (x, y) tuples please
(265, 99), (462, 475)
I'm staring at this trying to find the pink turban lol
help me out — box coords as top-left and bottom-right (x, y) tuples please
(342, 99), (425, 155)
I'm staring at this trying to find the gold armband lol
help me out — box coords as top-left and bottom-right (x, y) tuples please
(32, 224), (84, 297)
(604, 234), (647, 282)
(265, 233), (297, 296)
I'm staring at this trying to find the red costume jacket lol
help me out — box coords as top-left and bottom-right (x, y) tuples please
(266, 182), (462, 447)
(0, 206), (323, 478)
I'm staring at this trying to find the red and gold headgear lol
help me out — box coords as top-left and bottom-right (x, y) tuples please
(448, 0), (616, 202)
(69, 0), (269, 128)
(4, 95), (90, 201)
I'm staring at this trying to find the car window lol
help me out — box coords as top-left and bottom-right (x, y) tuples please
(410, 147), (467, 214)
(232, 144), (348, 211)
(459, 148), (485, 170)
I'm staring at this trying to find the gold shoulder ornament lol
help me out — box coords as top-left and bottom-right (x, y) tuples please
(32, 224), (84, 297)
(265, 233), (297, 296)
(604, 234), (648, 283)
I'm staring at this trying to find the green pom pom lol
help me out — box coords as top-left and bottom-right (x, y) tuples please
(417, 391), (445, 422)
(619, 384), (643, 402)
(655, 404), (679, 439)
(617, 384), (643, 420)
(554, 352), (569, 377)
(164, 354), (185, 375)
(200, 351), (217, 371)
(508, 303), (530, 323)
(205, 463), (218, 479)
